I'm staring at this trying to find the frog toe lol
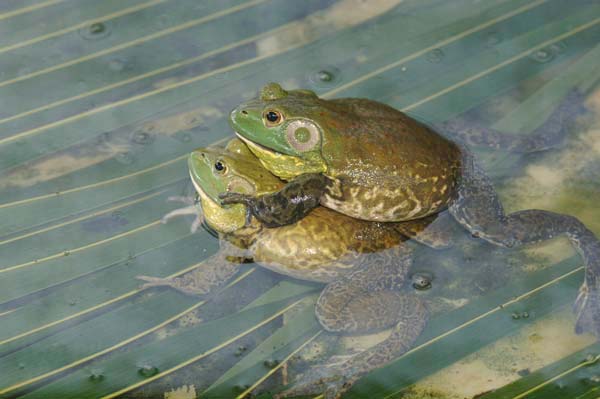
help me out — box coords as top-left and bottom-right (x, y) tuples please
(218, 191), (254, 206)
(136, 275), (171, 290)
(573, 281), (600, 336)
(276, 362), (356, 399)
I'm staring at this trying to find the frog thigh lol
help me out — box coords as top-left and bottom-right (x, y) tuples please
(449, 153), (600, 336)
(393, 212), (456, 249)
(281, 291), (427, 399)
(314, 246), (413, 334)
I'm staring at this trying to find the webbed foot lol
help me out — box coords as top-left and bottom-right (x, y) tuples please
(573, 279), (600, 336)
(136, 274), (210, 296)
(161, 195), (203, 233)
(275, 358), (359, 399)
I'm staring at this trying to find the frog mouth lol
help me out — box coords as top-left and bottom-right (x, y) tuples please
(234, 132), (325, 180)
(234, 133), (287, 157)
(189, 170), (216, 206)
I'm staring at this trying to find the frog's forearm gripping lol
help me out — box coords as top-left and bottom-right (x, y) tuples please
(222, 173), (327, 228)
(450, 155), (600, 335)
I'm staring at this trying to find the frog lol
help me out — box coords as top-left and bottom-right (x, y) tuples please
(220, 83), (600, 341)
(138, 138), (443, 398)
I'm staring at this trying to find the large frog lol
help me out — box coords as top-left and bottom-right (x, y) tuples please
(221, 83), (600, 339)
(138, 139), (439, 398)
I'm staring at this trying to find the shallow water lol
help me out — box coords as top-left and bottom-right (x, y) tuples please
(0, 0), (599, 398)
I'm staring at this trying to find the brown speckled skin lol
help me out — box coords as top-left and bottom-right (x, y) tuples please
(226, 84), (462, 222)
(320, 99), (462, 222)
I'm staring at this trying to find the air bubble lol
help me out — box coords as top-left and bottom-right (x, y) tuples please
(174, 132), (192, 142)
(79, 22), (111, 40)
(411, 272), (432, 290)
(263, 359), (280, 369)
(131, 130), (154, 145)
(115, 152), (135, 165)
(485, 31), (502, 47)
(426, 49), (445, 63)
(137, 364), (159, 377)
(308, 66), (341, 88)
(89, 369), (105, 382)
(108, 59), (125, 72)
(530, 48), (554, 63)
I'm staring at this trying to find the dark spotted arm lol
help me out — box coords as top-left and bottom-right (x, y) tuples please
(219, 173), (328, 227)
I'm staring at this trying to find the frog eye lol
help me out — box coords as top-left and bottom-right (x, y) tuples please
(214, 160), (227, 174)
(285, 120), (320, 152)
(263, 109), (283, 127)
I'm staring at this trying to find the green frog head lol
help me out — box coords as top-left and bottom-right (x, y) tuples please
(188, 139), (283, 233)
(229, 82), (336, 180)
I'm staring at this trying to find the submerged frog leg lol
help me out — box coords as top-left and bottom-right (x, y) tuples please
(218, 173), (327, 227)
(450, 154), (600, 335)
(436, 88), (587, 153)
(393, 212), (455, 249)
(277, 247), (428, 399)
(137, 241), (248, 296)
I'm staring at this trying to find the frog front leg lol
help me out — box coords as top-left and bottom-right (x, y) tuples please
(449, 154), (600, 335)
(219, 173), (327, 227)
(277, 246), (428, 399)
(137, 240), (249, 296)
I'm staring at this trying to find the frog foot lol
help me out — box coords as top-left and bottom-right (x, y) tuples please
(136, 275), (210, 296)
(573, 279), (600, 336)
(136, 275), (177, 291)
(275, 357), (359, 399)
(161, 196), (203, 233)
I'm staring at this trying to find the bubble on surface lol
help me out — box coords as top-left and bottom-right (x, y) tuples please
(411, 272), (433, 290)
(137, 363), (159, 377)
(115, 152), (135, 165)
(426, 48), (445, 63)
(308, 66), (342, 88)
(131, 130), (154, 145)
(79, 22), (111, 40)
(485, 31), (502, 47)
(529, 48), (554, 63)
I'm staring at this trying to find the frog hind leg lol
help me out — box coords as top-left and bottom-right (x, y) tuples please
(437, 88), (587, 153)
(393, 212), (456, 249)
(218, 173), (327, 227)
(277, 247), (428, 399)
(449, 154), (600, 335)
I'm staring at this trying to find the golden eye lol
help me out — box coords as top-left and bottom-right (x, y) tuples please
(263, 109), (283, 126)
(214, 160), (226, 174)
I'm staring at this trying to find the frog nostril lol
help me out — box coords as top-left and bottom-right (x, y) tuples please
(200, 152), (205, 158)
(241, 110), (248, 115)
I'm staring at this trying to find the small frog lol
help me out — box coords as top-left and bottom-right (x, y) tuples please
(221, 83), (600, 339)
(139, 139), (439, 398)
